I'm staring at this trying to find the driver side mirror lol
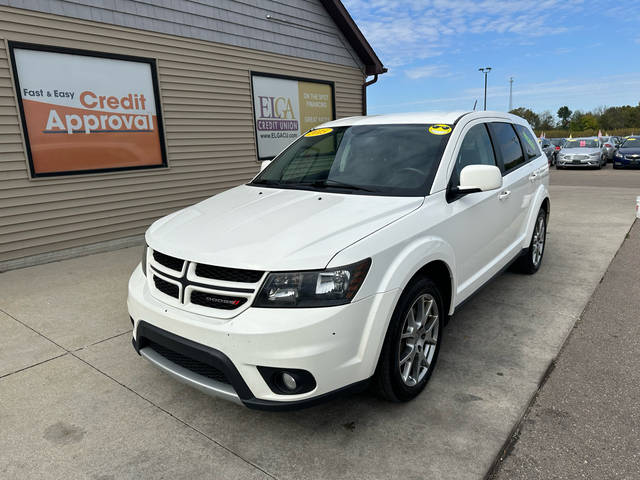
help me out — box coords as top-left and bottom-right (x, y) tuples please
(260, 160), (271, 172)
(458, 164), (503, 193)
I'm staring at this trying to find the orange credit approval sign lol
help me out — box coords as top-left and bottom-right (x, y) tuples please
(10, 44), (166, 177)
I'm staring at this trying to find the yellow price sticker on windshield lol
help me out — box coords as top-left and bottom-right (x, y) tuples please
(305, 128), (333, 137)
(429, 124), (452, 135)
(629, 138), (636, 141)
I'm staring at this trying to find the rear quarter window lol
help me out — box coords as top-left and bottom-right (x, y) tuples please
(515, 124), (543, 160)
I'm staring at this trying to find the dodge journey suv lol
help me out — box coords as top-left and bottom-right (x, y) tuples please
(128, 111), (550, 410)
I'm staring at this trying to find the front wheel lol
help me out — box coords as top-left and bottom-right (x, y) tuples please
(514, 208), (547, 274)
(374, 277), (444, 402)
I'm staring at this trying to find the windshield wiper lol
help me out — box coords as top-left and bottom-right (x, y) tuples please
(249, 179), (281, 186)
(311, 179), (376, 192)
(251, 178), (376, 193)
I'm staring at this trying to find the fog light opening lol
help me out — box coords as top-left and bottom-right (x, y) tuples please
(282, 372), (297, 391)
(257, 366), (317, 395)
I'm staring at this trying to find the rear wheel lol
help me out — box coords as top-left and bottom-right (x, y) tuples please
(514, 208), (547, 274)
(374, 277), (444, 402)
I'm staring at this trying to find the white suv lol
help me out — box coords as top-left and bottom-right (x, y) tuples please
(128, 111), (550, 409)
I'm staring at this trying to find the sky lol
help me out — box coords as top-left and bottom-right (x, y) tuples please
(344, 0), (640, 118)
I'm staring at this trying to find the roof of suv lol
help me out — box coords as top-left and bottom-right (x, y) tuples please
(320, 110), (526, 128)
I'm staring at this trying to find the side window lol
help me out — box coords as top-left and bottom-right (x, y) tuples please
(516, 124), (543, 160)
(450, 123), (496, 187)
(489, 122), (526, 173)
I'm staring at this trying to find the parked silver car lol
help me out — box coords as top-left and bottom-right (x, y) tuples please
(599, 136), (618, 162)
(556, 137), (605, 169)
(538, 138), (556, 165)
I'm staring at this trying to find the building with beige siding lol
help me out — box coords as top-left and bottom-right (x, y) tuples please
(0, 0), (385, 270)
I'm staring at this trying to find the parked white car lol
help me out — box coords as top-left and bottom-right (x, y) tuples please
(128, 111), (550, 409)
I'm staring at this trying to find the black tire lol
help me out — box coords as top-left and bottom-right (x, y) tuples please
(514, 208), (547, 274)
(613, 164), (620, 170)
(374, 277), (444, 402)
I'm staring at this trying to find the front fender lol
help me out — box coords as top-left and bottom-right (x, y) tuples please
(331, 229), (456, 314)
(377, 236), (456, 312)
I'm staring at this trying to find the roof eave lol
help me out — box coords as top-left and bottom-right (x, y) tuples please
(319, 0), (386, 76)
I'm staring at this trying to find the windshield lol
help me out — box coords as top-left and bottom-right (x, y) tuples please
(250, 124), (452, 196)
(564, 139), (599, 148)
(622, 137), (640, 148)
(550, 138), (565, 146)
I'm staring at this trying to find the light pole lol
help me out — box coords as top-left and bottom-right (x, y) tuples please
(509, 77), (514, 111)
(478, 67), (492, 110)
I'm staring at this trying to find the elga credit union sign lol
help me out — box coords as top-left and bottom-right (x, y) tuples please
(9, 43), (166, 177)
(251, 73), (335, 159)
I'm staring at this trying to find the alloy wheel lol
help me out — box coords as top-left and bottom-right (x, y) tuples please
(398, 294), (439, 387)
(531, 215), (546, 267)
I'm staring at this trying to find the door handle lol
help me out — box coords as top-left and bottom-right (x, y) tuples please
(529, 172), (538, 181)
(498, 190), (511, 200)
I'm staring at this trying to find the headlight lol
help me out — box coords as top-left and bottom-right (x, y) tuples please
(589, 152), (600, 157)
(141, 244), (148, 277)
(254, 258), (371, 308)
(615, 151), (623, 158)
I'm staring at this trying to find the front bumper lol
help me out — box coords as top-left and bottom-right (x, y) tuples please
(614, 158), (640, 168)
(127, 265), (399, 409)
(557, 157), (601, 167)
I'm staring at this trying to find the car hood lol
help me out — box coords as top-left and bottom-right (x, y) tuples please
(618, 147), (640, 155)
(146, 185), (423, 271)
(560, 148), (601, 155)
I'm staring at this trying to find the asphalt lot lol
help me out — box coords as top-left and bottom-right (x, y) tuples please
(551, 162), (640, 188)
(1, 166), (639, 479)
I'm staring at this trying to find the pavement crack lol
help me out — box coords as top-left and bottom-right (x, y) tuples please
(0, 307), (68, 351)
(73, 329), (132, 351)
(0, 352), (69, 380)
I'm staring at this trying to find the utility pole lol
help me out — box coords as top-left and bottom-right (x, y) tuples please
(509, 77), (514, 111)
(478, 67), (492, 110)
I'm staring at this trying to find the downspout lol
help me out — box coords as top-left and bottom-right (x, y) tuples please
(362, 74), (379, 116)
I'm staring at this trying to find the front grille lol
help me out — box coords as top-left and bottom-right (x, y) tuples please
(190, 290), (247, 310)
(153, 275), (179, 299)
(153, 250), (184, 272)
(146, 340), (229, 384)
(195, 263), (264, 283)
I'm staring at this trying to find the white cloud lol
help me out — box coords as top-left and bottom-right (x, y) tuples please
(343, 0), (582, 69)
(404, 65), (453, 79)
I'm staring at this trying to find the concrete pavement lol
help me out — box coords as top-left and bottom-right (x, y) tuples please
(1, 169), (639, 479)
(490, 220), (640, 480)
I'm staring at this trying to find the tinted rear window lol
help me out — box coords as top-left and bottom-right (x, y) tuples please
(489, 122), (526, 173)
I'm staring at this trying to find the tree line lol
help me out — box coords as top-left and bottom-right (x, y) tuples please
(509, 103), (640, 135)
